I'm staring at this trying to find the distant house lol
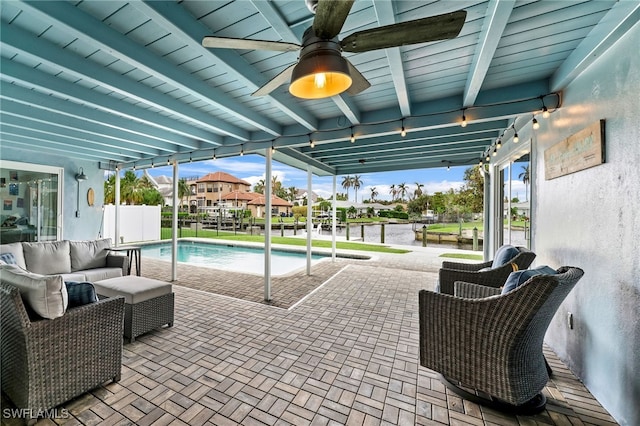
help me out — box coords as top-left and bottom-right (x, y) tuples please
(294, 189), (318, 205)
(247, 194), (292, 218)
(188, 171), (251, 214)
(143, 171), (173, 206)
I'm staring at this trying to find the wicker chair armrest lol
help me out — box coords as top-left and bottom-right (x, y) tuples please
(107, 254), (128, 275)
(454, 281), (501, 298)
(441, 260), (492, 271)
(438, 262), (517, 295)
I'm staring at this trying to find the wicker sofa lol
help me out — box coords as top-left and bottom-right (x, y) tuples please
(0, 239), (127, 281)
(0, 282), (124, 418)
(419, 266), (584, 414)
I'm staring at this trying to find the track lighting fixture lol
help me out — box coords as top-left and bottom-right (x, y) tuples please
(240, 145), (244, 156)
(309, 135), (315, 148)
(400, 119), (406, 137)
(189, 153), (192, 163)
(513, 131), (519, 143)
(213, 149), (217, 160)
(350, 127), (355, 143)
(496, 138), (502, 150)
(492, 147), (497, 156)
(271, 143), (276, 154)
(132, 163), (136, 171)
(151, 160), (154, 168)
(461, 110), (467, 128)
(485, 152), (491, 162)
(167, 158), (171, 166)
(532, 117), (540, 130)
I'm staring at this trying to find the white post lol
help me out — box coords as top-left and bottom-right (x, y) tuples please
(114, 169), (120, 247)
(172, 160), (178, 282)
(306, 165), (312, 275)
(332, 175), (337, 261)
(264, 148), (272, 301)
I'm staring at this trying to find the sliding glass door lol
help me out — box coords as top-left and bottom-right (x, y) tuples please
(0, 160), (63, 242)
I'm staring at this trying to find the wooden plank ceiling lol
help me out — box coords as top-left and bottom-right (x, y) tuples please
(0, 0), (637, 175)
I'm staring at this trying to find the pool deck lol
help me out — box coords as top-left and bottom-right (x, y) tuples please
(1, 243), (618, 425)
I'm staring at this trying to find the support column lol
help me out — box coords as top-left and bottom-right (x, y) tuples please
(264, 148), (273, 301)
(171, 160), (178, 282)
(115, 169), (120, 247)
(306, 165), (312, 275)
(332, 175), (337, 261)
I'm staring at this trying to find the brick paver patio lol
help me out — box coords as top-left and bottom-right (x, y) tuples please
(1, 247), (618, 425)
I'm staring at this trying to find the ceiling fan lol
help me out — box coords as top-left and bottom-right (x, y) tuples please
(202, 0), (466, 99)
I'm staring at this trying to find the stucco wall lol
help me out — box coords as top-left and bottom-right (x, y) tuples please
(0, 152), (104, 241)
(532, 24), (639, 425)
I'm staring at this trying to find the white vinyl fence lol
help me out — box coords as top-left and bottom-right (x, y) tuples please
(102, 205), (161, 244)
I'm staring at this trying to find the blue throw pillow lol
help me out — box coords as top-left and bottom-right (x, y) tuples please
(65, 281), (99, 308)
(0, 253), (17, 265)
(492, 245), (520, 268)
(502, 266), (557, 294)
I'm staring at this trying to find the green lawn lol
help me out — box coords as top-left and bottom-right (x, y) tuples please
(161, 228), (410, 254)
(439, 252), (483, 260)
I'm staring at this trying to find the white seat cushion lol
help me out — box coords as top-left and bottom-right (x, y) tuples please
(94, 276), (171, 304)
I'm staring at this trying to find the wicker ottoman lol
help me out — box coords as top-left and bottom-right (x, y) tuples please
(94, 276), (174, 343)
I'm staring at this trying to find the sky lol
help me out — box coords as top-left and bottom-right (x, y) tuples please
(143, 154), (529, 203)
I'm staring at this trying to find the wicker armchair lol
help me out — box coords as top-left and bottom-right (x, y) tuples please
(1, 283), (124, 417)
(419, 266), (584, 414)
(438, 246), (536, 295)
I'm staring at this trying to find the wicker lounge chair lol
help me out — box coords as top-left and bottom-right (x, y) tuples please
(419, 266), (584, 414)
(0, 283), (124, 418)
(438, 246), (536, 295)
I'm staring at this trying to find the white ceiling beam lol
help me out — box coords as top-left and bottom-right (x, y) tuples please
(0, 24), (250, 141)
(0, 59), (220, 148)
(551, 1), (640, 91)
(373, 0), (411, 117)
(0, 82), (196, 152)
(331, 94), (362, 124)
(463, 0), (516, 107)
(250, 1), (299, 43)
(134, 1), (318, 131)
(17, 0), (282, 137)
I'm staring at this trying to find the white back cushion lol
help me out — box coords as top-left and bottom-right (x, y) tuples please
(0, 264), (68, 319)
(22, 240), (71, 275)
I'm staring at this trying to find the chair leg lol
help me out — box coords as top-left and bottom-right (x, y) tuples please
(545, 356), (553, 377)
(438, 374), (547, 415)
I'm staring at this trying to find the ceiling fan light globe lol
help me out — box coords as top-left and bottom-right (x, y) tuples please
(289, 51), (352, 99)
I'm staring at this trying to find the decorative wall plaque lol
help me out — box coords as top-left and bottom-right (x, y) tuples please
(544, 120), (605, 180)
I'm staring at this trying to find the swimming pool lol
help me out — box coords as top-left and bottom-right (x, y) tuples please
(141, 241), (324, 276)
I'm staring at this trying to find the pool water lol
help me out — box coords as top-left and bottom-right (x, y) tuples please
(141, 241), (323, 276)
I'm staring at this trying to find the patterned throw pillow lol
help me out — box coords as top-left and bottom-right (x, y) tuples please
(0, 252), (17, 265)
(65, 281), (99, 308)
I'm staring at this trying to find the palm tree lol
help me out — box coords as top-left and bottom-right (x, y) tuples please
(389, 184), (397, 202)
(177, 178), (190, 212)
(351, 175), (362, 203)
(254, 178), (265, 194)
(518, 165), (530, 202)
(414, 182), (424, 200)
(287, 186), (297, 203)
(398, 182), (408, 202)
(370, 187), (378, 202)
(341, 175), (352, 201)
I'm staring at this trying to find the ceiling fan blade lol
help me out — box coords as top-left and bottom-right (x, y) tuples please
(202, 36), (300, 52)
(345, 59), (370, 96)
(341, 10), (467, 53)
(252, 64), (296, 97)
(313, 0), (355, 40)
